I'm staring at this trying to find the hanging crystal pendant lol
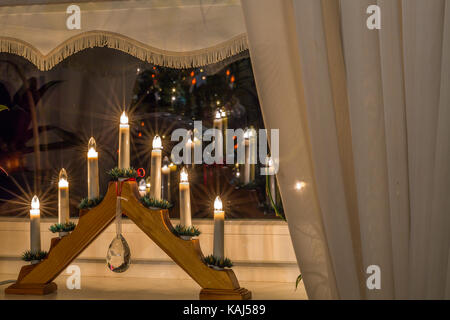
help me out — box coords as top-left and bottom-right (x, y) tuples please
(106, 233), (131, 273)
(106, 191), (131, 273)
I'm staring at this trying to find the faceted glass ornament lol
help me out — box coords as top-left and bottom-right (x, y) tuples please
(106, 234), (131, 273)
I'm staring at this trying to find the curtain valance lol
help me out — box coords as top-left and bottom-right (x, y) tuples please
(0, 0), (248, 70)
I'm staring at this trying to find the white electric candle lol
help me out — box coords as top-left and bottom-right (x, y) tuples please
(30, 195), (41, 253)
(267, 158), (277, 206)
(186, 131), (194, 167)
(244, 129), (250, 184)
(249, 127), (257, 181)
(213, 196), (225, 259)
(179, 167), (192, 227)
(213, 109), (223, 163)
(87, 137), (99, 200)
(138, 179), (147, 197)
(58, 168), (70, 224)
(150, 135), (162, 200)
(118, 111), (130, 169)
(221, 109), (228, 155)
(161, 158), (171, 201)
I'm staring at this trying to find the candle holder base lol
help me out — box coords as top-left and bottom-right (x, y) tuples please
(199, 287), (252, 300)
(5, 263), (57, 295)
(5, 281), (57, 295)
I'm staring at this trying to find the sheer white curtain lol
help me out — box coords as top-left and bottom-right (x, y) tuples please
(241, 0), (450, 299)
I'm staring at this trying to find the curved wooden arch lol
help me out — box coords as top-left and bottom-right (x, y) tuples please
(5, 180), (251, 300)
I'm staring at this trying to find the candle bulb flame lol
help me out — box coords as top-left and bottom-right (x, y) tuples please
(87, 137), (98, 158)
(58, 168), (68, 187)
(214, 196), (223, 211)
(31, 195), (39, 210)
(120, 111), (128, 125)
(88, 137), (96, 150)
(153, 135), (162, 149)
(87, 147), (97, 158)
(180, 167), (188, 182)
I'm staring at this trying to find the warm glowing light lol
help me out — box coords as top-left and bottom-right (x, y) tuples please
(31, 195), (40, 210)
(190, 71), (195, 77)
(236, 171), (240, 177)
(192, 78), (197, 85)
(87, 147), (98, 158)
(180, 167), (188, 183)
(215, 110), (221, 119)
(230, 75), (235, 83)
(172, 88), (176, 93)
(139, 179), (146, 191)
(226, 69), (230, 76)
(295, 181), (306, 191)
(87, 137), (98, 158)
(58, 168), (68, 188)
(216, 100), (221, 106)
(214, 196), (223, 211)
(200, 68), (204, 72)
(120, 111), (128, 125)
(171, 96), (176, 101)
(202, 76), (206, 80)
(153, 135), (162, 149)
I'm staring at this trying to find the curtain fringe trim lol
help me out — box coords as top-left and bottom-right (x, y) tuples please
(0, 31), (248, 70)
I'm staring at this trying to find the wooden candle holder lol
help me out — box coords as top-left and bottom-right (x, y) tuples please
(5, 180), (251, 300)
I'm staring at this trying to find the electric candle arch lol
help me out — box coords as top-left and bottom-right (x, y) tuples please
(8, 108), (252, 300)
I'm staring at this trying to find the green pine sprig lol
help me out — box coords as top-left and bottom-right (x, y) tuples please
(21, 250), (48, 262)
(140, 194), (173, 209)
(203, 254), (233, 268)
(173, 224), (201, 237)
(49, 222), (76, 233)
(78, 195), (104, 209)
(107, 167), (137, 181)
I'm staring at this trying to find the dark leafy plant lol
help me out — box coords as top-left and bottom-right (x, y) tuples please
(266, 174), (286, 221)
(107, 167), (137, 181)
(203, 255), (233, 268)
(173, 224), (201, 237)
(78, 195), (104, 209)
(49, 222), (76, 233)
(21, 250), (48, 261)
(295, 274), (303, 290)
(140, 194), (172, 209)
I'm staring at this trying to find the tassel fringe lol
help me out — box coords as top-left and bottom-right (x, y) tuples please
(0, 31), (248, 71)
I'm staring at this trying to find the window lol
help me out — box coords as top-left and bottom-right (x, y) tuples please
(0, 48), (282, 219)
